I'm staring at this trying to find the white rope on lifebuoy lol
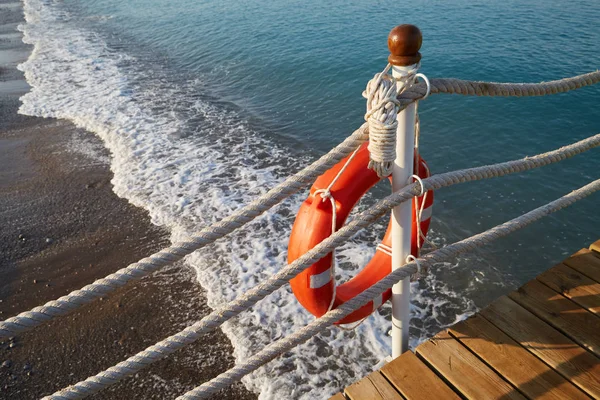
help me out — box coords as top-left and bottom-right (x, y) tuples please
(409, 174), (427, 251)
(313, 147), (361, 311)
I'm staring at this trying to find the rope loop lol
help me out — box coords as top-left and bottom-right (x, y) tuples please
(415, 73), (431, 99)
(409, 174), (425, 196)
(406, 254), (426, 281)
(314, 188), (332, 202)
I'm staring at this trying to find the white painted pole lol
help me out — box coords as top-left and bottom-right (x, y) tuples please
(387, 25), (422, 358)
(391, 70), (417, 358)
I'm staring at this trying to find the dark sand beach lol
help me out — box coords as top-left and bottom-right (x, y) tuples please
(0, 2), (255, 399)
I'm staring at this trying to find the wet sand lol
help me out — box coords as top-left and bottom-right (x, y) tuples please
(0, 2), (255, 399)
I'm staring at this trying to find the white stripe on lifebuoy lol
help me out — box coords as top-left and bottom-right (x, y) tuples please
(376, 243), (392, 256)
(309, 268), (333, 289)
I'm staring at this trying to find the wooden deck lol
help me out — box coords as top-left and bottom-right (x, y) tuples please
(332, 240), (600, 400)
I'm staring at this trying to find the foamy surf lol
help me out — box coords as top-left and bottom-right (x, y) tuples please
(17, 0), (482, 397)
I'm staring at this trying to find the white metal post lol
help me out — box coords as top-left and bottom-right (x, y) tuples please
(390, 64), (418, 358)
(387, 23), (422, 359)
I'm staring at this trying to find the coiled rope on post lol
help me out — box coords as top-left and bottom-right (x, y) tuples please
(45, 132), (600, 400)
(2, 71), (598, 341)
(363, 63), (416, 177)
(178, 177), (600, 400)
(396, 70), (600, 110)
(0, 124), (369, 340)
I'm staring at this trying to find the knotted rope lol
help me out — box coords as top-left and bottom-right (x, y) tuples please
(363, 64), (421, 177)
(363, 64), (400, 177)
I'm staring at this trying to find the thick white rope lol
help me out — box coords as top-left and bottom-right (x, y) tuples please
(363, 64), (400, 177)
(45, 132), (600, 400)
(178, 177), (600, 399)
(363, 64), (419, 177)
(4, 72), (597, 341)
(0, 125), (369, 340)
(396, 70), (600, 111)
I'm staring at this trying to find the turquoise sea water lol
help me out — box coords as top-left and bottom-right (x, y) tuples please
(18, 0), (600, 398)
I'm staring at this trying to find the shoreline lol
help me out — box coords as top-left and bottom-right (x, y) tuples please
(0, 2), (255, 398)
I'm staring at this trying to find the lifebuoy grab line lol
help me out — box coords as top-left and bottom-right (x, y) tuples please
(287, 143), (433, 324)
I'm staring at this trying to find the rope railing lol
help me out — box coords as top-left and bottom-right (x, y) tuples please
(1, 71), (598, 342)
(177, 177), (600, 399)
(396, 70), (600, 110)
(44, 132), (600, 400)
(0, 124), (369, 340)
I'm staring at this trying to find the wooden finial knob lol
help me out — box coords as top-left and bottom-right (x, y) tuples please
(387, 25), (422, 66)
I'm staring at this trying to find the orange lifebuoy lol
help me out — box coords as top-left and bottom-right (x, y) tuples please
(287, 143), (433, 324)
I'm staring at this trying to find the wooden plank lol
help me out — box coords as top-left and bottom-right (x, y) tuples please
(329, 393), (347, 400)
(590, 240), (600, 253)
(508, 280), (600, 357)
(480, 296), (600, 398)
(344, 371), (403, 400)
(416, 331), (526, 399)
(449, 314), (588, 400)
(537, 263), (600, 315)
(380, 351), (460, 400)
(563, 249), (600, 283)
